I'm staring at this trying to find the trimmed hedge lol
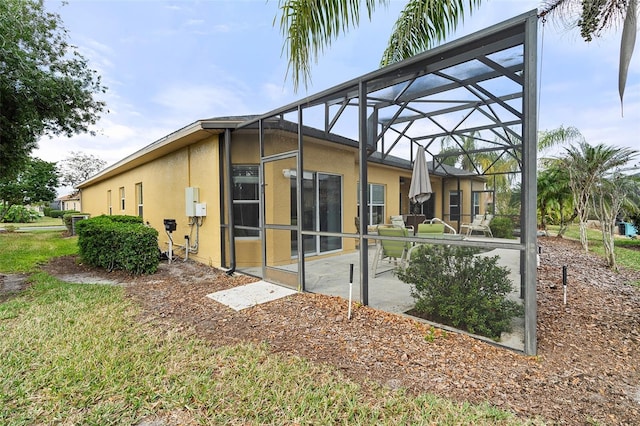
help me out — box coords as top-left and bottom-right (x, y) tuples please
(76, 215), (159, 275)
(47, 209), (66, 219)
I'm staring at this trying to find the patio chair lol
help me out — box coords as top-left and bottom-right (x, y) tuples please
(408, 218), (462, 260)
(416, 222), (445, 238)
(372, 226), (411, 277)
(425, 217), (458, 235)
(389, 215), (414, 233)
(460, 214), (493, 237)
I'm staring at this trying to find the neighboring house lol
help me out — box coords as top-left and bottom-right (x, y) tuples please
(56, 193), (81, 212)
(49, 199), (61, 210)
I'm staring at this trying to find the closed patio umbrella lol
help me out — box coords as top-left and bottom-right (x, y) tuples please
(408, 146), (432, 204)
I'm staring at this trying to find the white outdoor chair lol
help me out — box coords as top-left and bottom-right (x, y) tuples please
(389, 215), (414, 233)
(460, 214), (493, 237)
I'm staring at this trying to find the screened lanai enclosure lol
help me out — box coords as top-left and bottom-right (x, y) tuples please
(226, 11), (538, 354)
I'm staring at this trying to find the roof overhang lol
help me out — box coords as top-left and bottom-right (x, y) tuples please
(77, 120), (227, 188)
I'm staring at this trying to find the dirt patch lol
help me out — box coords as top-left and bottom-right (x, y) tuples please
(32, 238), (640, 425)
(0, 274), (30, 303)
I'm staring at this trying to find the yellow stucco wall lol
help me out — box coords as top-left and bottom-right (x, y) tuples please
(80, 126), (485, 270)
(80, 136), (221, 266)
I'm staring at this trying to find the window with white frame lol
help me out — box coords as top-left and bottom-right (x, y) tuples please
(232, 165), (259, 237)
(472, 191), (480, 220)
(119, 187), (125, 211)
(357, 182), (385, 226)
(135, 183), (143, 217)
(107, 190), (112, 215)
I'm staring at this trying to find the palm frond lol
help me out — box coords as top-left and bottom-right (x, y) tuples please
(278, 0), (385, 90)
(619, 0), (637, 114)
(538, 125), (584, 151)
(380, 0), (483, 66)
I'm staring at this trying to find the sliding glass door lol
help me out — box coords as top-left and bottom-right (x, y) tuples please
(290, 172), (342, 257)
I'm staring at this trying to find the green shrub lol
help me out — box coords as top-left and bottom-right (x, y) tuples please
(48, 209), (66, 219)
(76, 215), (159, 275)
(397, 245), (523, 340)
(490, 216), (514, 239)
(0, 205), (39, 223)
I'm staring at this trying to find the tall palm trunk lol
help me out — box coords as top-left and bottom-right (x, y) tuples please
(601, 219), (617, 270)
(578, 219), (589, 252)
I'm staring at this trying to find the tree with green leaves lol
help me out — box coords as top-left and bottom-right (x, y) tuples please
(537, 160), (575, 235)
(0, 158), (59, 221)
(278, 0), (636, 105)
(278, 0), (483, 90)
(535, 126), (584, 235)
(439, 132), (520, 216)
(0, 0), (107, 182)
(537, 125), (585, 159)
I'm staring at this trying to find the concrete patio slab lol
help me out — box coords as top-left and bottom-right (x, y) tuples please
(206, 280), (297, 311)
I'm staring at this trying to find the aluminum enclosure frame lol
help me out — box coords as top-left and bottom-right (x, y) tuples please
(237, 10), (538, 354)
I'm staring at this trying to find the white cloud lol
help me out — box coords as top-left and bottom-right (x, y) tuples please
(185, 19), (204, 26)
(212, 24), (231, 32)
(262, 82), (290, 105)
(152, 84), (254, 121)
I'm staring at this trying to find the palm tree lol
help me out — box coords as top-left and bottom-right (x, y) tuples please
(438, 133), (480, 171)
(538, 125), (584, 156)
(562, 142), (638, 253)
(438, 132), (520, 215)
(277, 0), (637, 104)
(534, 126), (584, 236)
(592, 170), (639, 270)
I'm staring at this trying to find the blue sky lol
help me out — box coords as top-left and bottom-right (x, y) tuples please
(35, 0), (639, 173)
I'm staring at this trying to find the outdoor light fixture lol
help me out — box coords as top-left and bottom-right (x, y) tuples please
(282, 169), (313, 179)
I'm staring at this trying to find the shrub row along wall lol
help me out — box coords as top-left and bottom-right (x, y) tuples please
(76, 215), (159, 274)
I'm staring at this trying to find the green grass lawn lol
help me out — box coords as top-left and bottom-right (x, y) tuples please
(1, 215), (64, 229)
(547, 224), (640, 272)
(0, 232), (537, 425)
(0, 231), (78, 273)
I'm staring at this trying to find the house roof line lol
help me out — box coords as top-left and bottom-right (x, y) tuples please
(77, 120), (219, 188)
(77, 113), (483, 189)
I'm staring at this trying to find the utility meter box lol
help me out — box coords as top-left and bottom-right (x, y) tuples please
(185, 187), (199, 217)
(195, 202), (207, 217)
(163, 219), (177, 232)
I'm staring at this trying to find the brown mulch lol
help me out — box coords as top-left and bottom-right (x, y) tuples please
(33, 237), (640, 425)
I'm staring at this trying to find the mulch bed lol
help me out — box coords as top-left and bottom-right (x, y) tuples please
(34, 236), (640, 425)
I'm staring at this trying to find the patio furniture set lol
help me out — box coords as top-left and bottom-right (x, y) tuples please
(371, 214), (494, 277)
